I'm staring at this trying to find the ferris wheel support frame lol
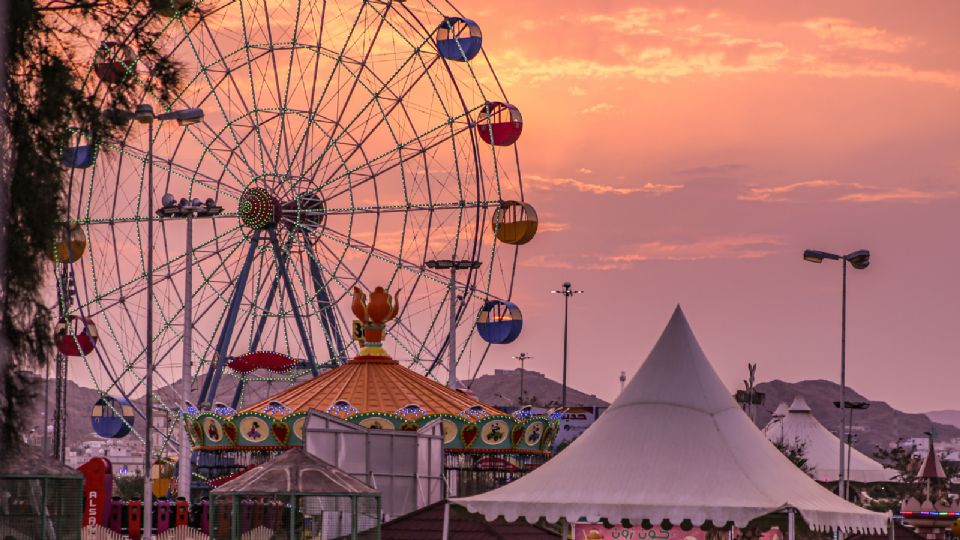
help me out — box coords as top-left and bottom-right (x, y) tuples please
(198, 223), (350, 410)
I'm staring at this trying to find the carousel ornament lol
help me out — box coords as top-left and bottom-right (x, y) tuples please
(351, 286), (401, 358)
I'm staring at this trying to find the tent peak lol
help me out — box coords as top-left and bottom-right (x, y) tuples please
(789, 396), (812, 413)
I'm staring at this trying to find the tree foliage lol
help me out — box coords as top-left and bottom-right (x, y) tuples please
(870, 439), (960, 509)
(1, 0), (188, 452)
(772, 436), (815, 477)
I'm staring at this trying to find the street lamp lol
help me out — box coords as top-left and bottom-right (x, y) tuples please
(425, 258), (481, 388)
(156, 195), (221, 505)
(834, 400), (869, 499)
(513, 353), (533, 404)
(551, 282), (583, 409)
(803, 247), (870, 500)
(107, 103), (204, 540)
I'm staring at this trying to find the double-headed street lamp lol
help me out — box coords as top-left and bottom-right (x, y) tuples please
(803, 248), (870, 500)
(551, 282), (583, 409)
(425, 258), (481, 388)
(157, 195), (221, 505)
(107, 103), (204, 540)
(513, 352), (533, 404)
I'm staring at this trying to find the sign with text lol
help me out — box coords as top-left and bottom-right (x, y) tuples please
(574, 524), (783, 540)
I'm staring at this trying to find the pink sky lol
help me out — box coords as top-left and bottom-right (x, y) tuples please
(450, 0), (960, 413)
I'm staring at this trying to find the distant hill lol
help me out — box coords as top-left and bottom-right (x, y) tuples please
(755, 379), (960, 454)
(466, 368), (608, 408)
(925, 410), (960, 429)
(22, 369), (298, 449)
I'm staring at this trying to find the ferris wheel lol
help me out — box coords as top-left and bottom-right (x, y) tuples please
(55, 0), (538, 447)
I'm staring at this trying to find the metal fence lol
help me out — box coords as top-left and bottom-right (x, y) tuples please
(0, 474), (84, 540)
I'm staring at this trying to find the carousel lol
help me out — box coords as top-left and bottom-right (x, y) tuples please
(186, 286), (560, 495)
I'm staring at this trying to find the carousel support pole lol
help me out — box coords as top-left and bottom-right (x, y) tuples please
(788, 508), (796, 540)
(561, 519), (569, 540)
(351, 496), (358, 540)
(889, 516), (895, 540)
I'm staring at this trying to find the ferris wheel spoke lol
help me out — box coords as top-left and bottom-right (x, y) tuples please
(296, 7), (435, 181)
(302, 53), (443, 188)
(176, 16), (261, 178)
(319, 110), (475, 202)
(83, 225), (245, 314)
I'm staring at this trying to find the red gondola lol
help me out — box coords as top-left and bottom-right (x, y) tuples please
(94, 42), (136, 85)
(476, 102), (522, 146)
(54, 316), (98, 356)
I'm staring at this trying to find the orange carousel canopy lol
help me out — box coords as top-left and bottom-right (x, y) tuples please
(242, 355), (501, 418)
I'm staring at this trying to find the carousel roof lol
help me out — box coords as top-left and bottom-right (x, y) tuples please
(243, 356), (502, 418)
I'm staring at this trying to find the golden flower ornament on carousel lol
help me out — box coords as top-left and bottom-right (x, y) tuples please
(352, 286), (400, 358)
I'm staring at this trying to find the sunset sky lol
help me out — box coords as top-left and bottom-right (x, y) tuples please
(451, 0), (960, 413)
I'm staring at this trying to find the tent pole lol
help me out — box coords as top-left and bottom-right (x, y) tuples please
(787, 508), (795, 540)
(561, 519), (569, 540)
(441, 502), (450, 540)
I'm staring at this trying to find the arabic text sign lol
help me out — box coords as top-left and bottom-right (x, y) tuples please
(574, 524), (707, 540)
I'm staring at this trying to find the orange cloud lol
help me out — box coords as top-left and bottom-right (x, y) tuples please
(740, 179), (958, 203)
(801, 17), (912, 53)
(525, 174), (683, 196)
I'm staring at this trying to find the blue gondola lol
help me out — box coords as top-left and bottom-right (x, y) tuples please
(435, 17), (482, 62)
(477, 300), (522, 344)
(92, 396), (135, 438)
(62, 130), (95, 169)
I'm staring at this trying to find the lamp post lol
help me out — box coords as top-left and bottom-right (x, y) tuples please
(425, 258), (481, 388)
(513, 353), (532, 404)
(551, 282), (583, 409)
(834, 400), (869, 499)
(803, 248), (870, 501)
(106, 104), (204, 540)
(156, 195), (221, 504)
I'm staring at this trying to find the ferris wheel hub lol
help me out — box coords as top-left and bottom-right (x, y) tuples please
(238, 187), (280, 229)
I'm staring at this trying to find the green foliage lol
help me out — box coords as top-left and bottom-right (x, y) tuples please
(772, 436), (815, 476)
(1, 0), (187, 452)
(871, 439), (959, 507)
(114, 475), (145, 500)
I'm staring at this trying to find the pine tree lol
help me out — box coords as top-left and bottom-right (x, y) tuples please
(0, 0), (188, 453)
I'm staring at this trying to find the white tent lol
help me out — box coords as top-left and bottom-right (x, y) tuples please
(453, 307), (888, 534)
(764, 397), (897, 484)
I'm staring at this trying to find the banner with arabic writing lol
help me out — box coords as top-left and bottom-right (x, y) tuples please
(573, 524), (784, 540)
(573, 525), (708, 540)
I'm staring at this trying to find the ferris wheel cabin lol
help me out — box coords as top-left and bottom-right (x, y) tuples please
(477, 102), (523, 146)
(435, 17), (482, 61)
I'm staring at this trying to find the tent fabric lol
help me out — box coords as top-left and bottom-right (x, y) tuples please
(763, 397), (897, 484)
(453, 306), (889, 533)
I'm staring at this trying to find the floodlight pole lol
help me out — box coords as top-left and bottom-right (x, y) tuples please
(839, 258), (847, 500)
(179, 212), (192, 503)
(514, 353), (532, 403)
(552, 283), (583, 408)
(144, 119), (155, 540)
(425, 259), (481, 388)
(803, 247), (869, 504)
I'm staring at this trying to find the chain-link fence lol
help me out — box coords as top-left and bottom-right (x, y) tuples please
(210, 494), (381, 540)
(0, 475), (84, 540)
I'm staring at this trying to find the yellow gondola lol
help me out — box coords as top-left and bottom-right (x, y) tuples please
(491, 200), (537, 245)
(48, 224), (87, 263)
